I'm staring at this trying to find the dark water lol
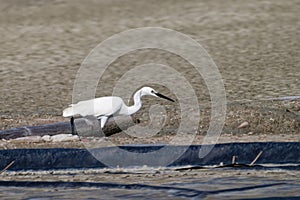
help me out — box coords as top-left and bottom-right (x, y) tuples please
(0, 178), (299, 199)
(0, 166), (299, 200)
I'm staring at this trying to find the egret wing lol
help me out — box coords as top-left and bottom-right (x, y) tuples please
(92, 96), (124, 117)
(66, 96), (123, 117)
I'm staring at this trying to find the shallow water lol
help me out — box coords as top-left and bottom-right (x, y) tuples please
(1, 167), (299, 199)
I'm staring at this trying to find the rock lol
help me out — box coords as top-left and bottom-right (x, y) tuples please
(237, 121), (249, 129)
(50, 134), (79, 142)
(12, 136), (42, 143)
(42, 135), (51, 142)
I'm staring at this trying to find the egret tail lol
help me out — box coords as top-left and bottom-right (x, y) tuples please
(63, 107), (74, 117)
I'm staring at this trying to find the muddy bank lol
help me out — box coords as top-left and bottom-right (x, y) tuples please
(0, 0), (299, 136)
(1, 99), (299, 148)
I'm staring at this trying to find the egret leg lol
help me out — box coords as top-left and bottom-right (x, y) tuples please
(100, 116), (108, 129)
(70, 117), (76, 135)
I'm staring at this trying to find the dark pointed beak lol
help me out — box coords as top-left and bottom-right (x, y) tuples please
(155, 92), (175, 102)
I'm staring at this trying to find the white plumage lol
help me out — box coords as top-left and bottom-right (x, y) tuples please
(63, 87), (174, 131)
(63, 97), (123, 118)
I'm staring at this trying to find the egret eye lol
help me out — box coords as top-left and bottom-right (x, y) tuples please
(151, 90), (154, 93)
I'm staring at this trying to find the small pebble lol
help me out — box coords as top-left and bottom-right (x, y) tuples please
(238, 121), (249, 129)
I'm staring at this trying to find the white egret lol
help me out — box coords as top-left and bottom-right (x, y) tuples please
(63, 87), (174, 134)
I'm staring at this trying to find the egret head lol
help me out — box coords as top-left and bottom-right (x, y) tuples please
(140, 87), (175, 102)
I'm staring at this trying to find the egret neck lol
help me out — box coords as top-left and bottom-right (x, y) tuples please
(127, 89), (143, 115)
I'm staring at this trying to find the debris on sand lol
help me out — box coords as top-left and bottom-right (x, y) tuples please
(238, 121), (249, 129)
(50, 134), (79, 142)
(10, 134), (79, 143)
(12, 136), (43, 143)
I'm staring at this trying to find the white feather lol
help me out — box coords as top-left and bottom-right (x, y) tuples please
(62, 87), (174, 128)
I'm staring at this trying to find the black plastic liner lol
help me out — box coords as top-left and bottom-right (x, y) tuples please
(0, 142), (299, 171)
(0, 181), (290, 198)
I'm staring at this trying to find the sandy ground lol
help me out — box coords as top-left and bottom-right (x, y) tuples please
(0, 0), (299, 144)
